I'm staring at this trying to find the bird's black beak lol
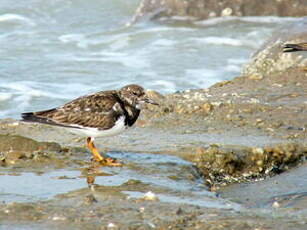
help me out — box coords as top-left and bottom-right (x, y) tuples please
(283, 44), (297, 53)
(282, 43), (307, 53)
(141, 96), (159, 105)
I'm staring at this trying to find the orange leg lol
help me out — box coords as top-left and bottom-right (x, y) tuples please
(86, 137), (122, 166)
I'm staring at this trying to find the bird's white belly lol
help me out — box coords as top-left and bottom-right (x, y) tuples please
(67, 116), (127, 137)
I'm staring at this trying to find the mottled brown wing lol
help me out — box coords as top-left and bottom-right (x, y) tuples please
(25, 90), (125, 130)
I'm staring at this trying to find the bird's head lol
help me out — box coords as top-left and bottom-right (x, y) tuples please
(119, 84), (159, 109)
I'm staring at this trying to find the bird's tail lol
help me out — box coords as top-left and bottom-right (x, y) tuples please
(21, 108), (56, 124)
(21, 112), (47, 123)
(21, 109), (78, 129)
(21, 112), (34, 121)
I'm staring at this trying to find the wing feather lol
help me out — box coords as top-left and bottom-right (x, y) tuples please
(22, 90), (125, 130)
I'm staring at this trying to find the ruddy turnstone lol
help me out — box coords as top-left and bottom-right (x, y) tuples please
(21, 84), (158, 166)
(283, 42), (307, 52)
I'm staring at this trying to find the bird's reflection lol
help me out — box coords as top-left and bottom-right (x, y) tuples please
(82, 162), (114, 188)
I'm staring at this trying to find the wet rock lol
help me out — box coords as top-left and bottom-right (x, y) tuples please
(195, 143), (307, 187)
(146, 89), (165, 103)
(0, 134), (61, 153)
(220, 162), (307, 212)
(0, 134), (61, 165)
(0, 134), (90, 168)
(3, 203), (44, 221)
(129, 0), (307, 24)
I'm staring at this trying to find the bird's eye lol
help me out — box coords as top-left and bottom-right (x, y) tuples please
(132, 92), (138, 95)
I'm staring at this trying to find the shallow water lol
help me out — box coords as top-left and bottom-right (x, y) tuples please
(0, 151), (240, 210)
(0, 224), (46, 230)
(0, 0), (300, 118)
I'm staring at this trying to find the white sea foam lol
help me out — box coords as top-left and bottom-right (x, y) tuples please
(135, 26), (196, 34)
(160, 15), (198, 22)
(224, 64), (241, 72)
(58, 26), (188, 51)
(151, 39), (176, 47)
(58, 34), (90, 49)
(109, 37), (130, 51)
(58, 34), (85, 43)
(72, 50), (150, 69)
(240, 16), (298, 23)
(0, 79), (99, 119)
(190, 36), (259, 48)
(194, 17), (232, 26)
(3, 81), (89, 101)
(228, 58), (249, 65)
(0, 110), (10, 118)
(0, 93), (12, 101)
(71, 32), (132, 49)
(6, 82), (47, 97)
(0, 14), (36, 26)
(195, 16), (298, 26)
(192, 37), (242, 46)
(185, 69), (223, 88)
(150, 80), (177, 92)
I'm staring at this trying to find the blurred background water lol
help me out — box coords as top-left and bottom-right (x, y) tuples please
(0, 0), (299, 118)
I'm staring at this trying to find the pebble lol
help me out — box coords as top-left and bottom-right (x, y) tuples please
(249, 98), (260, 104)
(202, 103), (212, 113)
(272, 201), (280, 208)
(143, 191), (159, 201)
(211, 102), (222, 107)
(249, 74), (263, 80)
(139, 207), (145, 213)
(221, 7), (233, 16)
(52, 215), (67, 221)
(272, 83), (283, 88)
(7, 122), (19, 127)
(208, 11), (216, 18)
(252, 147), (264, 155)
(107, 223), (119, 230)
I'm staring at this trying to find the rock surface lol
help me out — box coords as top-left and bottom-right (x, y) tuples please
(129, 0), (307, 24)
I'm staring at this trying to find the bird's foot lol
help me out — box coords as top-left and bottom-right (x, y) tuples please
(87, 137), (122, 166)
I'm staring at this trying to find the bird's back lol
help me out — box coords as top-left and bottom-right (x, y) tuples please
(21, 90), (126, 130)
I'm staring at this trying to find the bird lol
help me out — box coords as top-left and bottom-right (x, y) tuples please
(283, 42), (307, 52)
(21, 84), (158, 166)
